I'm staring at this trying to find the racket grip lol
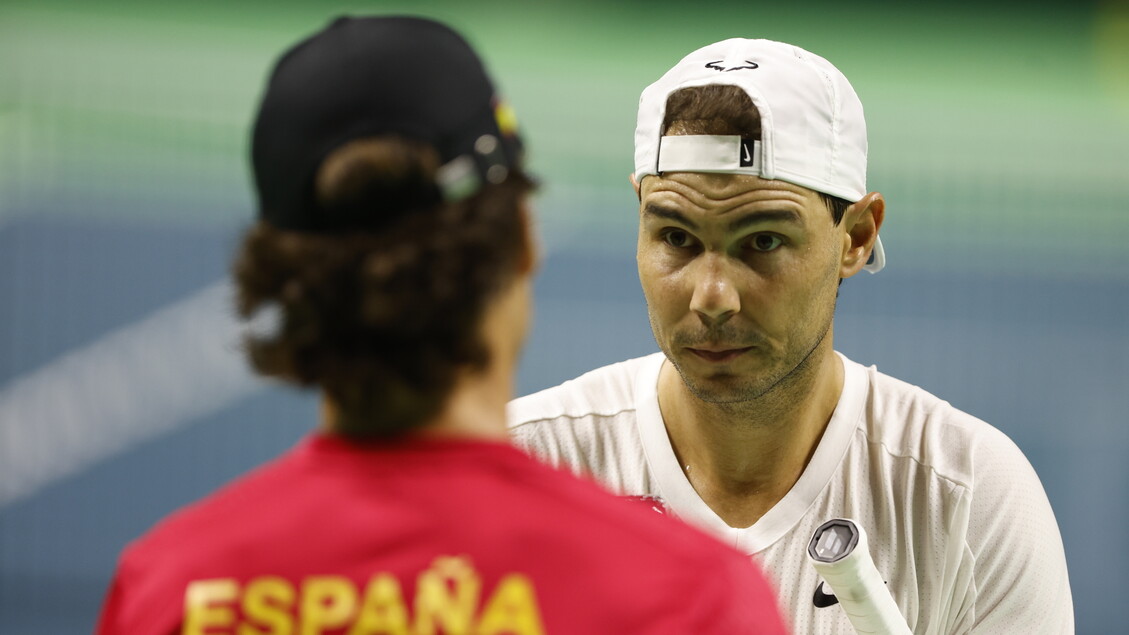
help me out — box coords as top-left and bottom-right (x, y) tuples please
(808, 519), (912, 635)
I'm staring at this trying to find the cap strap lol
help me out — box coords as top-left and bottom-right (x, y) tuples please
(436, 156), (480, 202)
(657, 135), (761, 174)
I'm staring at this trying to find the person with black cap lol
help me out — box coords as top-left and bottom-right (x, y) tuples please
(94, 17), (788, 635)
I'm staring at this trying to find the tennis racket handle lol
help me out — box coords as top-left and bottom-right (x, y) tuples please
(808, 519), (912, 635)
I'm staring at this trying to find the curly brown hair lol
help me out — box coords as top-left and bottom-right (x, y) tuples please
(662, 84), (850, 224)
(233, 136), (535, 440)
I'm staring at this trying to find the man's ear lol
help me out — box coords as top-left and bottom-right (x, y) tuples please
(839, 192), (885, 278)
(630, 172), (641, 200)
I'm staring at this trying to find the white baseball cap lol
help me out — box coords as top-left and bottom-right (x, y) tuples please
(634, 38), (885, 273)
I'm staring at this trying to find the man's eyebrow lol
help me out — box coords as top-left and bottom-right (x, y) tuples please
(643, 204), (698, 231)
(726, 209), (803, 232)
(643, 204), (802, 232)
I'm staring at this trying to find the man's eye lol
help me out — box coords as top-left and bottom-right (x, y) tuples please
(662, 229), (692, 248)
(749, 234), (783, 252)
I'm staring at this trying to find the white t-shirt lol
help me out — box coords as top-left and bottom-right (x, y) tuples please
(508, 352), (1073, 634)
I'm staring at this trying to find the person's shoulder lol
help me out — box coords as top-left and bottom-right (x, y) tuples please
(507, 353), (661, 430)
(117, 445), (303, 573)
(863, 361), (1008, 441)
(849, 356), (1031, 486)
(844, 363), (1071, 632)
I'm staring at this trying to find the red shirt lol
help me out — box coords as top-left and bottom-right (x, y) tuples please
(97, 434), (787, 634)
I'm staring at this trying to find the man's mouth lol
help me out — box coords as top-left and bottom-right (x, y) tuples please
(686, 346), (754, 363)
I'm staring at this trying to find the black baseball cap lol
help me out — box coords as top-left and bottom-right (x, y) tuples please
(250, 16), (524, 232)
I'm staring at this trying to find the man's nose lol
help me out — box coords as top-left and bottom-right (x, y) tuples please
(688, 255), (740, 325)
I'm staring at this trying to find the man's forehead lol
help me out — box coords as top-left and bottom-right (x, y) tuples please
(640, 172), (823, 208)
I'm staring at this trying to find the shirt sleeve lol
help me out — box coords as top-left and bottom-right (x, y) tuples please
(960, 428), (1074, 634)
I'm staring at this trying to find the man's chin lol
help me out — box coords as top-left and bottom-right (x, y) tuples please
(684, 382), (764, 405)
(669, 358), (766, 404)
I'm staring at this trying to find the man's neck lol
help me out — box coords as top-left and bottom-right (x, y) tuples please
(319, 360), (514, 442)
(429, 361), (513, 441)
(320, 278), (530, 443)
(657, 341), (844, 528)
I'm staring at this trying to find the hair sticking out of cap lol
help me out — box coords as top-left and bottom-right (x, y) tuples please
(314, 137), (443, 230)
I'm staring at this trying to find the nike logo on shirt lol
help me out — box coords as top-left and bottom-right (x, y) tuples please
(813, 581), (839, 608)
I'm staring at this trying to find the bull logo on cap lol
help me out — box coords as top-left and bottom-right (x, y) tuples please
(705, 60), (759, 72)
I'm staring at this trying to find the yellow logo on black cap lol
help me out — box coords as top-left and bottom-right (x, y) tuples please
(493, 99), (519, 137)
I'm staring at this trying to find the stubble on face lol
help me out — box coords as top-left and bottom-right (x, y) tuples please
(651, 292), (836, 408)
(637, 172), (845, 416)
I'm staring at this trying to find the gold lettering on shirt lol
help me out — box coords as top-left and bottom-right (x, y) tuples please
(240, 576), (294, 635)
(414, 556), (481, 635)
(300, 576), (357, 635)
(347, 573), (410, 635)
(476, 574), (545, 635)
(184, 578), (238, 634)
(180, 557), (544, 635)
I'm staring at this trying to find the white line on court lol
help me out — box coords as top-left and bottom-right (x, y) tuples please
(0, 280), (264, 508)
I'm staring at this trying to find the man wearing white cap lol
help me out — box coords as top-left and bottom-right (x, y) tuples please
(509, 38), (1073, 633)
